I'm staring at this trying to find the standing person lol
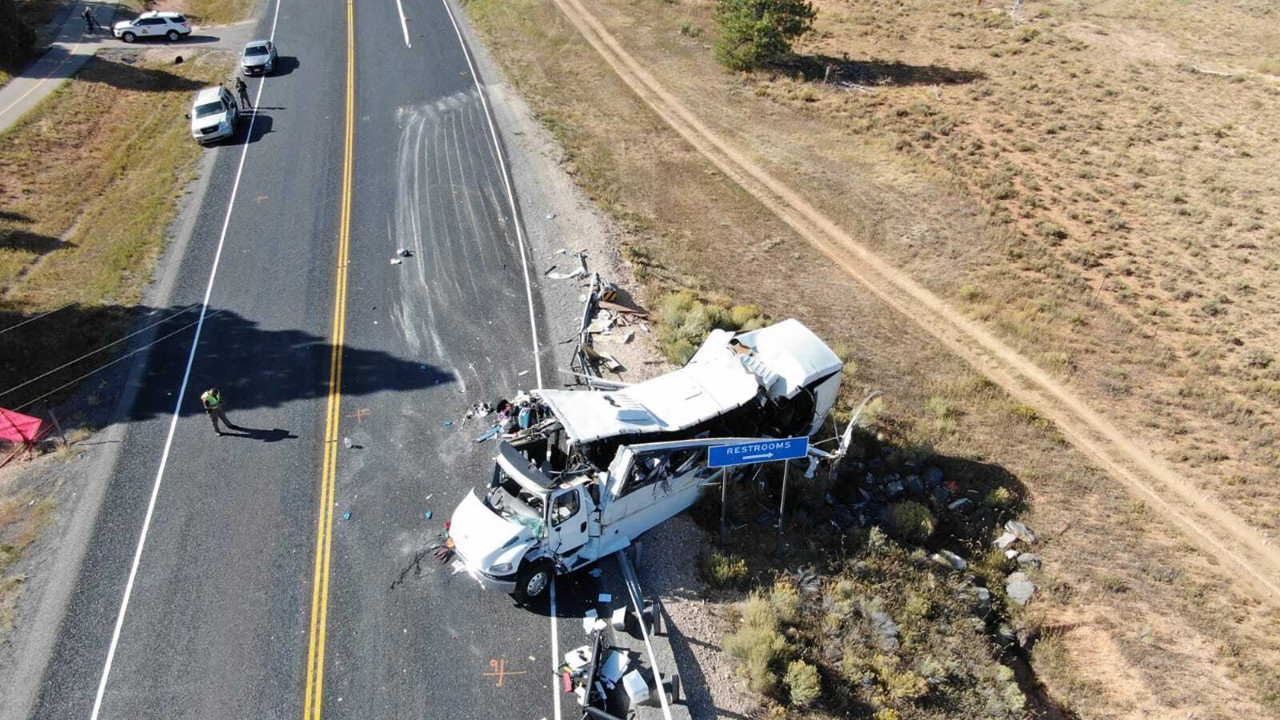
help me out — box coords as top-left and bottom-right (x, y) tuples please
(200, 388), (238, 435)
(235, 77), (252, 109)
(82, 6), (96, 33)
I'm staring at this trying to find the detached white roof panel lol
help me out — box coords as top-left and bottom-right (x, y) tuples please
(536, 361), (759, 444)
(737, 319), (842, 398)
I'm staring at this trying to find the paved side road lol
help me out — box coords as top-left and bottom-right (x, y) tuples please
(0, 1), (256, 135)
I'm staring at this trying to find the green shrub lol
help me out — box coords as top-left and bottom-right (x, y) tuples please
(654, 290), (769, 363)
(1011, 403), (1054, 430)
(742, 590), (780, 629)
(784, 659), (822, 707)
(985, 486), (1014, 508)
(678, 20), (702, 37)
(832, 578), (856, 599)
(873, 654), (929, 702)
(729, 303), (763, 326)
(725, 624), (791, 696)
(890, 501), (935, 543)
(714, 0), (817, 71)
(702, 551), (749, 587)
(770, 581), (802, 623)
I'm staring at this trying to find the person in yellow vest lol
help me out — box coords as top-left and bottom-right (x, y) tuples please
(200, 388), (239, 435)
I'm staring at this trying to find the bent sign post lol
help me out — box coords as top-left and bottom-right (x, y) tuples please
(709, 437), (810, 546)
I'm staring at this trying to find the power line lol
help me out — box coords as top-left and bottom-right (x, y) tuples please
(0, 305), (200, 402)
(12, 310), (222, 413)
(0, 302), (75, 336)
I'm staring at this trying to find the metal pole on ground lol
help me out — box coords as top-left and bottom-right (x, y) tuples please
(46, 407), (68, 448)
(775, 461), (789, 556)
(718, 467), (728, 545)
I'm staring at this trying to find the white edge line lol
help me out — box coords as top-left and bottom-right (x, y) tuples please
(618, 554), (675, 720)
(438, 2), (555, 718)
(549, 578), (562, 720)
(87, 1), (284, 716)
(439, 0), (544, 391)
(394, 0), (412, 48)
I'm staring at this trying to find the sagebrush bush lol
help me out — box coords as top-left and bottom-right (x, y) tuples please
(784, 659), (822, 707)
(702, 551), (748, 588)
(874, 654), (929, 702)
(742, 591), (780, 629)
(770, 581), (802, 623)
(890, 501), (935, 543)
(985, 486), (1014, 508)
(654, 290), (767, 364)
(725, 623), (792, 696)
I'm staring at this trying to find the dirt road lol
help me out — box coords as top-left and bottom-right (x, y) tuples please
(549, 0), (1280, 602)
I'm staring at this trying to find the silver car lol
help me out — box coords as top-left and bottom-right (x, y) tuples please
(188, 86), (239, 144)
(241, 40), (277, 76)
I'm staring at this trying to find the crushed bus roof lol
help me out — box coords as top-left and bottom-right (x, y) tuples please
(534, 319), (842, 445)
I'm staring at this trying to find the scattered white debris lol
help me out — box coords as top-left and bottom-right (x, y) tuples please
(600, 650), (628, 683)
(565, 646), (591, 670)
(994, 532), (1018, 550)
(1005, 520), (1037, 544)
(931, 549), (967, 571)
(1006, 571), (1037, 605)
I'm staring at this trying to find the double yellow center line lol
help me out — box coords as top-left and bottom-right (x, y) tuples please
(303, 0), (355, 717)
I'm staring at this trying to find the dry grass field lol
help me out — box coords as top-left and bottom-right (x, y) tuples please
(0, 45), (231, 645)
(462, 0), (1280, 717)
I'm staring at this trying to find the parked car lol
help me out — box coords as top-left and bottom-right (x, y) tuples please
(188, 86), (239, 144)
(448, 319), (852, 601)
(112, 11), (192, 42)
(241, 40), (277, 76)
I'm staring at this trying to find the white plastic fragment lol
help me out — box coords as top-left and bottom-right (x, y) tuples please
(565, 646), (591, 670)
(600, 650), (628, 683)
(622, 670), (650, 704)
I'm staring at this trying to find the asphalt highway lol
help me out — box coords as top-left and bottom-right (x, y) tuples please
(24, 1), (600, 718)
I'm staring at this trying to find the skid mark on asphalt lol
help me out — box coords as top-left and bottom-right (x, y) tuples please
(445, 113), (485, 297)
(392, 90), (536, 402)
(461, 99), (517, 267)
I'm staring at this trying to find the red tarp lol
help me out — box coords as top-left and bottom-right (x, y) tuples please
(0, 408), (43, 444)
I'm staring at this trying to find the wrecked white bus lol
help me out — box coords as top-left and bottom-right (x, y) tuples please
(447, 319), (845, 602)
